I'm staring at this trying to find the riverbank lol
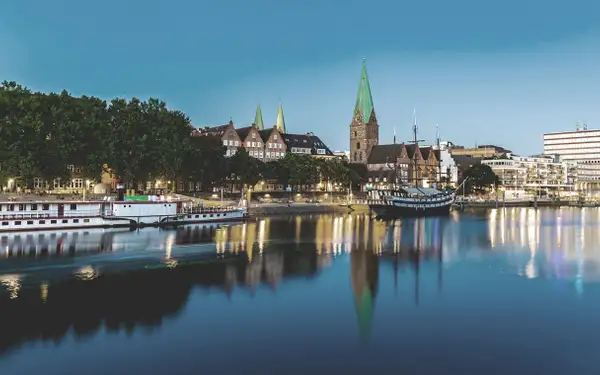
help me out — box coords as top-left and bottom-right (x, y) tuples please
(248, 203), (352, 217)
(454, 200), (583, 208)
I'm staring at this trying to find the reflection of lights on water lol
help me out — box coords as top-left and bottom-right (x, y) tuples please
(164, 233), (175, 260)
(40, 282), (48, 303)
(258, 219), (266, 254)
(75, 265), (99, 281)
(164, 259), (178, 269)
(525, 258), (537, 279)
(0, 274), (21, 299)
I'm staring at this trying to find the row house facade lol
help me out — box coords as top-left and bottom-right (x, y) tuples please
(196, 121), (287, 162)
(364, 143), (440, 190)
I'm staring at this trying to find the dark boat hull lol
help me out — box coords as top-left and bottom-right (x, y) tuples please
(369, 202), (453, 218)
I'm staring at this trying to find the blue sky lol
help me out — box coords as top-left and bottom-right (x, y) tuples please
(1, 0), (599, 155)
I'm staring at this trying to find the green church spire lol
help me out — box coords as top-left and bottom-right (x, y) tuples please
(354, 58), (375, 123)
(275, 100), (286, 133)
(254, 104), (264, 130)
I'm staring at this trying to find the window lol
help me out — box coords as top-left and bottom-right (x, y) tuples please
(31, 204), (38, 210)
(228, 140), (233, 146)
(223, 140), (227, 146)
(251, 132), (256, 139)
(62, 219), (68, 224)
(42, 204), (50, 210)
(27, 221), (33, 225)
(18, 204), (24, 211)
(266, 153), (270, 158)
(234, 140), (239, 146)
(274, 135), (278, 140)
(70, 204), (77, 210)
(317, 149), (326, 155)
(259, 152), (263, 158)
(73, 219), (79, 223)
(83, 219), (90, 223)
(15, 221), (21, 225)
(251, 142), (255, 147)
(1, 222), (7, 226)
(39, 220), (46, 224)
(53, 178), (62, 189)
(33, 178), (45, 189)
(51, 220), (57, 224)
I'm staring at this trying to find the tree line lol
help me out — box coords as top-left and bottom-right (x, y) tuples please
(0, 81), (366, 192)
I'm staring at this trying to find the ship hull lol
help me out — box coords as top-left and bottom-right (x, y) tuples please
(369, 202), (453, 218)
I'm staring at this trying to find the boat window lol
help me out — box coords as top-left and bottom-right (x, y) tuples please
(8, 204), (14, 211)
(27, 220), (34, 225)
(39, 220), (46, 224)
(70, 204), (77, 210)
(187, 215), (192, 219)
(31, 204), (38, 211)
(1, 222), (7, 226)
(195, 215), (199, 218)
(83, 219), (90, 223)
(50, 220), (57, 224)
(203, 215), (207, 218)
(42, 204), (50, 210)
(73, 219), (79, 223)
(15, 221), (21, 225)
(18, 204), (24, 211)
(210, 214), (214, 217)
(62, 219), (68, 224)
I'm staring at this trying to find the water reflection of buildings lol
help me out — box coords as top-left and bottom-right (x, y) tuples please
(487, 207), (600, 290)
(0, 215), (449, 353)
(0, 227), (321, 354)
(349, 217), (445, 341)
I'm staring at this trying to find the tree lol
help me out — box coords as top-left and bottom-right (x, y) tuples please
(227, 150), (264, 193)
(461, 164), (499, 193)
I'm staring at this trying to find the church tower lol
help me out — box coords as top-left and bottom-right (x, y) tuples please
(350, 58), (379, 163)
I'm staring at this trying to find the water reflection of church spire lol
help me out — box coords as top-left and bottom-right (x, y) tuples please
(350, 221), (380, 342)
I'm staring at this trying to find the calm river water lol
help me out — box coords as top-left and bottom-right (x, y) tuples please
(0, 208), (600, 374)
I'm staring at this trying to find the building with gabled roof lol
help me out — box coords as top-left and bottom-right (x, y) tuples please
(282, 132), (335, 158)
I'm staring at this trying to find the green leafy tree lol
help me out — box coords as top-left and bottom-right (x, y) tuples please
(461, 164), (499, 193)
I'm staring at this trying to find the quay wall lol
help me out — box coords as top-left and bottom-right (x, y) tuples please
(248, 203), (352, 217)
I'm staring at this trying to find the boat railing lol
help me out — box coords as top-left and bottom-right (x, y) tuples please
(178, 206), (242, 214)
(0, 210), (103, 220)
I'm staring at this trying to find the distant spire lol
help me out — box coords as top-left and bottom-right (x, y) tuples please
(353, 59), (376, 124)
(436, 124), (440, 142)
(254, 104), (264, 130)
(275, 100), (286, 133)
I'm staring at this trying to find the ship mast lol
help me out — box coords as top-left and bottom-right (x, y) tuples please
(411, 109), (425, 188)
(436, 124), (442, 186)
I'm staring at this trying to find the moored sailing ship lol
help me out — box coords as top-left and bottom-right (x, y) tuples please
(368, 112), (457, 218)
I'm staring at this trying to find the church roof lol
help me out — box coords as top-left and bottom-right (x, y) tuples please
(354, 59), (376, 123)
(254, 104), (264, 130)
(275, 102), (286, 133)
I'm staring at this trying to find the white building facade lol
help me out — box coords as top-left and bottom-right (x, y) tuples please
(482, 154), (575, 196)
(543, 129), (600, 191)
(432, 141), (459, 186)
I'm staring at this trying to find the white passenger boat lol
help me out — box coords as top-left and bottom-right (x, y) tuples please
(0, 199), (247, 232)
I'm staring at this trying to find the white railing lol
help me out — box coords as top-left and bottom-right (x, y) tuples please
(0, 210), (102, 220)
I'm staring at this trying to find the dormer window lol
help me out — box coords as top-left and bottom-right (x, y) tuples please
(252, 133), (256, 139)
(274, 135), (278, 140)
